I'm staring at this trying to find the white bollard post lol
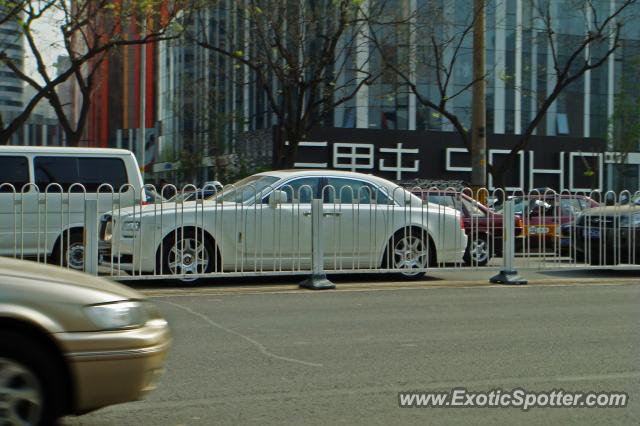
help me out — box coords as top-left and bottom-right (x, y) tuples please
(490, 198), (527, 285)
(299, 198), (335, 290)
(84, 199), (99, 276)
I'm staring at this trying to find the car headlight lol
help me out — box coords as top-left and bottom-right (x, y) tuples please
(104, 220), (113, 241)
(122, 220), (141, 232)
(84, 301), (148, 330)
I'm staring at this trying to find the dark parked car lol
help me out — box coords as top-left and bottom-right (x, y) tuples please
(572, 205), (640, 265)
(414, 190), (523, 266)
(497, 194), (599, 254)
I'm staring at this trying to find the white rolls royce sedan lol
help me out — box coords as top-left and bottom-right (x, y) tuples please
(100, 170), (467, 280)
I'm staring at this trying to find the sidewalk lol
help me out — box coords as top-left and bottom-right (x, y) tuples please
(425, 267), (640, 286)
(134, 267), (640, 297)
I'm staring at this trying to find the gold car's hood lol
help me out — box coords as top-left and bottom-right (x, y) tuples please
(0, 256), (141, 302)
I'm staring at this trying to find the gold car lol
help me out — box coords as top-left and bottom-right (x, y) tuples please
(0, 257), (171, 425)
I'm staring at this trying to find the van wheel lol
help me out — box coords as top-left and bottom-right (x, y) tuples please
(0, 331), (64, 425)
(160, 230), (216, 283)
(52, 230), (84, 271)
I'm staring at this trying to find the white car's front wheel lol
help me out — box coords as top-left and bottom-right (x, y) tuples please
(160, 230), (216, 283)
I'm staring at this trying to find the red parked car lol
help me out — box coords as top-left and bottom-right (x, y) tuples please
(413, 190), (523, 266)
(495, 193), (599, 254)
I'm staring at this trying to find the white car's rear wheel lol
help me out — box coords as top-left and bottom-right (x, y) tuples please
(387, 230), (433, 280)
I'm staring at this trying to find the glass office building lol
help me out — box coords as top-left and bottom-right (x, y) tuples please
(156, 0), (640, 188)
(0, 17), (25, 138)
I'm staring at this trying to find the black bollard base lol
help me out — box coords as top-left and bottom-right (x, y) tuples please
(299, 274), (336, 290)
(490, 270), (528, 285)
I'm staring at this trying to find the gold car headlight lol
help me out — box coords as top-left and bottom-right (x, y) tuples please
(84, 301), (147, 330)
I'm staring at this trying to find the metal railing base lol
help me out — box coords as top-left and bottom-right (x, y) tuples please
(490, 270), (528, 285)
(299, 274), (336, 290)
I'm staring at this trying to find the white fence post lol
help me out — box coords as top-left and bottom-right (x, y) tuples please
(299, 198), (335, 290)
(490, 198), (527, 285)
(84, 198), (99, 276)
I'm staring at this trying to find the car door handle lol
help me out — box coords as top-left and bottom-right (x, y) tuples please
(302, 211), (342, 217)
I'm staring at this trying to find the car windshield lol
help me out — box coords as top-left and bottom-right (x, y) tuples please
(214, 175), (280, 204)
(495, 198), (526, 215)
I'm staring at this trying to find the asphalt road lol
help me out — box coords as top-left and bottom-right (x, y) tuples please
(62, 281), (640, 425)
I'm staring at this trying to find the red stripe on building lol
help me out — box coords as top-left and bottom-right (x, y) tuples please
(100, 56), (109, 147)
(146, 42), (154, 128)
(133, 15), (140, 129)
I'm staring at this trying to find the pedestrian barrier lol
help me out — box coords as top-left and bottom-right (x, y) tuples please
(1, 181), (640, 284)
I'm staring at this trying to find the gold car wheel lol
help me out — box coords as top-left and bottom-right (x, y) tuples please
(0, 357), (43, 426)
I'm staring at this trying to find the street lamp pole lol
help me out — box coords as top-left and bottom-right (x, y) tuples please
(471, 0), (487, 203)
(140, 19), (147, 182)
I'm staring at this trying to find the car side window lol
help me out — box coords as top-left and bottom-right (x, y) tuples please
(462, 198), (486, 217)
(578, 198), (589, 210)
(323, 178), (390, 205)
(559, 199), (580, 216)
(78, 158), (128, 192)
(275, 177), (320, 204)
(0, 156), (30, 193)
(34, 157), (128, 192)
(426, 194), (456, 209)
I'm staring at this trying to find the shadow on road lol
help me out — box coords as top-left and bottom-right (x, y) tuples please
(118, 272), (444, 290)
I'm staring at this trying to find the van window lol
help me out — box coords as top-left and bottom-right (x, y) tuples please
(0, 156), (30, 192)
(78, 158), (129, 192)
(35, 157), (128, 192)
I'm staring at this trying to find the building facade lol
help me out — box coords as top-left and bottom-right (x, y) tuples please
(154, 0), (640, 190)
(0, 14), (25, 142)
(1, 7), (65, 147)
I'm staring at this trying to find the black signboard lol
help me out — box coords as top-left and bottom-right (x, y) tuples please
(280, 128), (610, 191)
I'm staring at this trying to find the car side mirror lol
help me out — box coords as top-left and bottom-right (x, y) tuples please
(268, 190), (288, 208)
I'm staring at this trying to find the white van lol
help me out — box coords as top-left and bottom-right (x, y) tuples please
(0, 147), (144, 270)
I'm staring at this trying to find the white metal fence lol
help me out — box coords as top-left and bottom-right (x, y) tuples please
(1, 182), (640, 283)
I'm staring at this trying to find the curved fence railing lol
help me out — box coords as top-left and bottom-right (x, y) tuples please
(1, 182), (639, 282)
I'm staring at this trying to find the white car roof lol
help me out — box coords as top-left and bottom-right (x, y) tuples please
(255, 169), (396, 187)
(0, 146), (133, 156)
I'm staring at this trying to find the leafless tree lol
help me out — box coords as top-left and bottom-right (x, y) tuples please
(0, 0), (181, 145)
(372, 0), (638, 188)
(192, 0), (390, 168)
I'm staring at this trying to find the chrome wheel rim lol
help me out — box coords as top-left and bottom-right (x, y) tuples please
(0, 357), (43, 426)
(66, 241), (85, 270)
(393, 234), (428, 275)
(167, 237), (209, 280)
(470, 238), (489, 264)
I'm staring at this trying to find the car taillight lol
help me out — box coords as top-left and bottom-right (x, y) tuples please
(515, 216), (524, 235)
(459, 214), (465, 230)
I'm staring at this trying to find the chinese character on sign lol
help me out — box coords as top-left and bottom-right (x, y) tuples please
(333, 143), (375, 171)
(293, 141), (329, 168)
(379, 142), (420, 180)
